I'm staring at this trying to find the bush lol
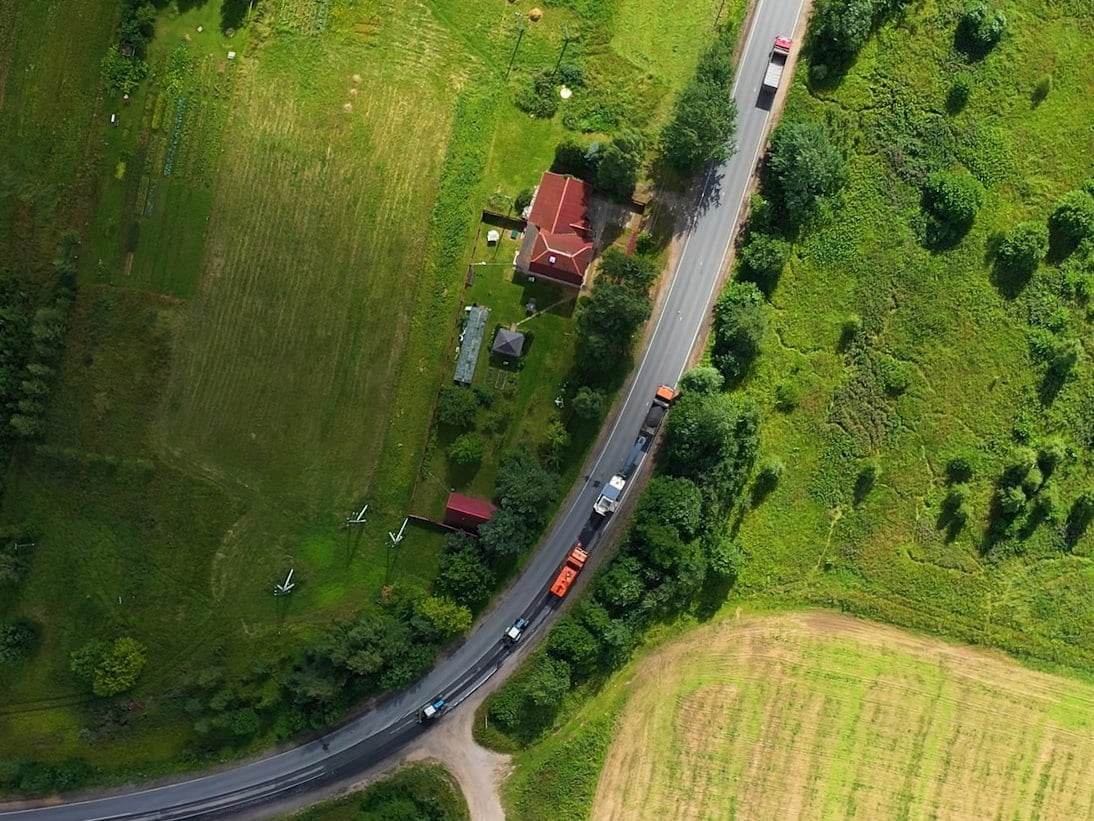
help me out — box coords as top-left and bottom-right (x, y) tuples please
(766, 122), (846, 226)
(853, 459), (881, 505)
(946, 453), (975, 483)
(997, 484), (1028, 518)
(679, 364), (724, 396)
(416, 596), (472, 641)
(71, 637), (147, 697)
(877, 354), (912, 395)
(634, 231), (657, 255)
(515, 187), (534, 214)
(922, 170), (982, 243)
(556, 63), (585, 88)
(1032, 74), (1052, 106)
(1065, 491), (1094, 545)
(597, 248), (659, 291)
(551, 139), (593, 180)
(0, 619), (40, 663)
(436, 385), (479, 429)
(539, 419), (571, 469)
(957, 1), (1007, 57)
(594, 131), (645, 200)
(434, 534), (495, 610)
(1049, 190), (1094, 246)
(947, 72), (973, 113)
(753, 456), (784, 499)
(711, 281), (767, 384)
(571, 386), (607, 420)
(774, 381), (801, 411)
(739, 233), (791, 295)
(100, 45), (148, 94)
(997, 222), (1048, 275)
(447, 432), (485, 466)
(515, 71), (560, 119)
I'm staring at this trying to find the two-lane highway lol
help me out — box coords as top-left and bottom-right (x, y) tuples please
(1, 1), (807, 817)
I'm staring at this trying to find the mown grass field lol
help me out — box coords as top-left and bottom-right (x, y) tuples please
(0, 0), (118, 272)
(0, 0), (733, 783)
(732, 0), (1094, 669)
(589, 612), (1094, 820)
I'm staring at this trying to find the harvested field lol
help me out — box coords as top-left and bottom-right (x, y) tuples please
(592, 612), (1094, 821)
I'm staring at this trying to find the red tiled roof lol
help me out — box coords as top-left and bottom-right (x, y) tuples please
(525, 172), (594, 286)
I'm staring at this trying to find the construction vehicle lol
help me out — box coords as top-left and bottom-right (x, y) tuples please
(504, 617), (529, 645)
(550, 543), (588, 599)
(593, 385), (677, 518)
(641, 385), (677, 436)
(593, 474), (627, 517)
(762, 37), (793, 92)
(418, 697), (448, 722)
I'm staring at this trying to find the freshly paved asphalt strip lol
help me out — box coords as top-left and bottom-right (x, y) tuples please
(0, 1), (807, 817)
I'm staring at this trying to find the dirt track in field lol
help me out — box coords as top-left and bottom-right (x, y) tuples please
(592, 611), (1094, 821)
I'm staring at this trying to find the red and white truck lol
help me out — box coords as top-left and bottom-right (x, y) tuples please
(763, 37), (793, 92)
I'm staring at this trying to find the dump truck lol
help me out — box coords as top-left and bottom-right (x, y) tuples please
(763, 37), (792, 92)
(550, 543), (588, 598)
(504, 617), (529, 645)
(418, 697), (448, 722)
(640, 384), (677, 436)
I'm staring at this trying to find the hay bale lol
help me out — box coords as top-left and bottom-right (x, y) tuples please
(528, 7), (543, 21)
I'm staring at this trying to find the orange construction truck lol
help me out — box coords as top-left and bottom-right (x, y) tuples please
(550, 542), (588, 598)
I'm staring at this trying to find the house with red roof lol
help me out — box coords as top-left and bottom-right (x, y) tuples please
(444, 492), (496, 533)
(516, 171), (594, 288)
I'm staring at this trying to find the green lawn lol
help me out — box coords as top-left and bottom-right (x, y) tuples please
(0, 0), (119, 272)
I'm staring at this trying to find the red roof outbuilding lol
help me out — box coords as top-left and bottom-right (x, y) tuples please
(521, 172), (594, 287)
(444, 492), (496, 532)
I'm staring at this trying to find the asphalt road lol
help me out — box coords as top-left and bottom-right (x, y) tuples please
(1, 1), (807, 817)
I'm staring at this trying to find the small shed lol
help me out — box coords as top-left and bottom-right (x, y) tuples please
(486, 229), (501, 245)
(445, 492), (496, 532)
(491, 328), (525, 358)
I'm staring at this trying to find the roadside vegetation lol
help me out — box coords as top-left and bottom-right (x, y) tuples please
(289, 762), (468, 821)
(0, 0), (743, 792)
(487, 0), (1093, 815)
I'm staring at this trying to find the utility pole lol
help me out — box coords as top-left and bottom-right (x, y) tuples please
(554, 25), (574, 75)
(713, 0), (728, 28)
(506, 13), (526, 80)
(384, 517), (409, 585)
(274, 569), (295, 596)
(345, 503), (369, 528)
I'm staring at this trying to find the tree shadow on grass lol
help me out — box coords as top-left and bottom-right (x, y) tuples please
(991, 260), (1034, 300)
(934, 500), (967, 543)
(1046, 223), (1084, 265)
